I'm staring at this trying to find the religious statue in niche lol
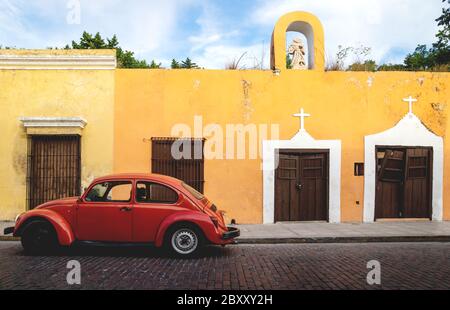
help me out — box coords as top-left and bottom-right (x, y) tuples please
(288, 37), (306, 69)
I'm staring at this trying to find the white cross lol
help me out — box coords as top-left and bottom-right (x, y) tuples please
(293, 108), (310, 132)
(403, 96), (417, 114)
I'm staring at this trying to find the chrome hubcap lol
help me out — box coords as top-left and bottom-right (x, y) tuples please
(171, 229), (198, 254)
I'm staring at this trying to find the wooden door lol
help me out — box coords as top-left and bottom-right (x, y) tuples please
(298, 153), (328, 221)
(275, 154), (299, 221)
(375, 149), (405, 218)
(275, 151), (328, 222)
(375, 147), (432, 219)
(28, 135), (81, 209)
(403, 148), (431, 218)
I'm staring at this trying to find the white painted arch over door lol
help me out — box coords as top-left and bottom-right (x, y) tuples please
(262, 130), (341, 224)
(363, 113), (444, 222)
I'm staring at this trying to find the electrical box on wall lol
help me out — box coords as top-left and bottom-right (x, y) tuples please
(354, 163), (364, 176)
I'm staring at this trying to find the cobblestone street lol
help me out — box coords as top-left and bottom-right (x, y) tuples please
(0, 241), (449, 290)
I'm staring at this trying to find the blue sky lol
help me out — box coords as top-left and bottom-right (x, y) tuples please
(0, 0), (445, 68)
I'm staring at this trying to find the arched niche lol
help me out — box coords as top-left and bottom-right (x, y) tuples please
(286, 31), (309, 68)
(271, 11), (325, 71)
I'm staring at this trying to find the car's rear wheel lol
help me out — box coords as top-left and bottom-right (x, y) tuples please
(165, 224), (203, 257)
(21, 220), (58, 255)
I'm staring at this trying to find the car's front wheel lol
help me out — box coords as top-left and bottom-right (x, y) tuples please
(166, 225), (203, 257)
(21, 220), (58, 255)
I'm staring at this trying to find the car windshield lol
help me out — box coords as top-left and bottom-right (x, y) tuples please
(181, 182), (204, 200)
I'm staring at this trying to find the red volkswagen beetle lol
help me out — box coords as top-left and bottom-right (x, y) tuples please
(4, 174), (239, 256)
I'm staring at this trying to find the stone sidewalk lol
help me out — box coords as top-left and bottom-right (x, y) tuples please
(236, 221), (450, 243)
(2, 220), (450, 243)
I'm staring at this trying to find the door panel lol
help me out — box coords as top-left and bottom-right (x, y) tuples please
(403, 148), (431, 218)
(298, 154), (328, 221)
(375, 149), (405, 218)
(275, 154), (299, 222)
(76, 180), (133, 242)
(76, 203), (133, 242)
(376, 182), (402, 218)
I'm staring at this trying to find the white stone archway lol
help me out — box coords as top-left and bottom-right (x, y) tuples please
(363, 110), (444, 223)
(262, 109), (341, 224)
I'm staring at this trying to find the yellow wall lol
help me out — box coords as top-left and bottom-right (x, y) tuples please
(0, 50), (115, 220)
(114, 69), (449, 224)
(0, 57), (448, 224)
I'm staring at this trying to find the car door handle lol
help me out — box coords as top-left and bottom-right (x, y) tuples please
(120, 207), (132, 212)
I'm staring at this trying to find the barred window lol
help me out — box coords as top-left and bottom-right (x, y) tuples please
(151, 137), (205, 193)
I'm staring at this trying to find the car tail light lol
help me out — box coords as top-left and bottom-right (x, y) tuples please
(210, 216), (219, 228)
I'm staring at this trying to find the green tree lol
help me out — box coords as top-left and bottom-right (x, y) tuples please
(68, 31), (160, 69)
(180, 57), (199, 69)
(149, 60), (162, 68)
(402, 1), (449, 71)
(404, 44), (433, 70)
(69, 32), (105, 49)
(377, 63), (407, 71)
(431, 0), (450, 66)
(171, 59), (181, 69)
(348, 60), (377, 72)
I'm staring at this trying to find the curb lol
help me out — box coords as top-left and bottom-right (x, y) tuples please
(236, 235), (450, 244)
(0, 236), (19, 242)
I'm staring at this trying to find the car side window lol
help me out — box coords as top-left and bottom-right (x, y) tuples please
(136, 181), (179, 204)
(85, 181), (132, 203)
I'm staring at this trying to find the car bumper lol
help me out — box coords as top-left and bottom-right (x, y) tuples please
(222, 226), (240, 240)
(3, 226), (14, 235)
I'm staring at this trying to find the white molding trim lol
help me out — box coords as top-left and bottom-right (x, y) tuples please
(20, 117), (87, 128)
(0, 55), (116, 70)
(262, 129), (342, 224)
(363, 112), (444, 222)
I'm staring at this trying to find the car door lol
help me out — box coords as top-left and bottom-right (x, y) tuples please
(76, 180), (133, 242)
(132, 180), (184, 242)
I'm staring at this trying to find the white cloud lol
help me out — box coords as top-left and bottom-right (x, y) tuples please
(78, 0), (187, 54)
(0, 0), (35, 47)
(186, 2), (267, 69)
(252, 0), (443, 65)
(0, 0), (197, 55)
(187, 2), (240, 53)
